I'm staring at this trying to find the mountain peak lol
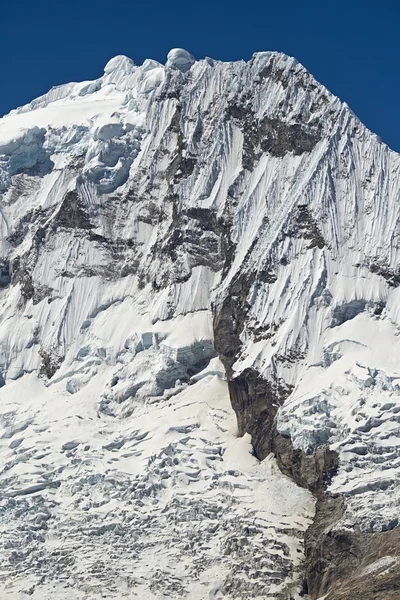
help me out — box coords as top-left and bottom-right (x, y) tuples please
(0, 50), (399, 599)
(103, 54), (136, 74)
(166, 47), (197, 72)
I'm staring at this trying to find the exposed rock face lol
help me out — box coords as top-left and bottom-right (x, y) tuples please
(306, 509), (400, 599)
(0, 49), (400, 599)
(55, 190), (93, 230)
(0, 259), (11, 287)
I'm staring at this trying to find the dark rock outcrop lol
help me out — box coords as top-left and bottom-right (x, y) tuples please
(0, 260), (11, 288)
(226, 101), (322, 170)
(55, 190), (93, 230)
(39, 349), (64, 379)
(213, 280), (400, 600)
(306, 513), (400, 600)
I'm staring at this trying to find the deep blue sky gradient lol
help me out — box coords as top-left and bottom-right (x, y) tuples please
(1, 0), (400, 150)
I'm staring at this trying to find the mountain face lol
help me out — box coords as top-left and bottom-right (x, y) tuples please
(0, 48), (399, 599)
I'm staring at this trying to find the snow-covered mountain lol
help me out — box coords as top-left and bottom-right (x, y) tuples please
(0, 48), (399, 599)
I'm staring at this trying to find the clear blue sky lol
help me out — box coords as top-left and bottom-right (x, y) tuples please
(2, 0), (400, 151)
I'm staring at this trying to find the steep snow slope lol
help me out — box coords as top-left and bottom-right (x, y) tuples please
(0, 48), (399, 599)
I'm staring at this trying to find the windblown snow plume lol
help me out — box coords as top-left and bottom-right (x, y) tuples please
(0, 48), (399, 599)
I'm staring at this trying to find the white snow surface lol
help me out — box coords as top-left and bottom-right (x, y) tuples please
(0, 47), (400, 596)
(0, 368), (313, 599)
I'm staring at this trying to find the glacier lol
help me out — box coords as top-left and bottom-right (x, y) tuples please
(0, 48), (399, 599)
